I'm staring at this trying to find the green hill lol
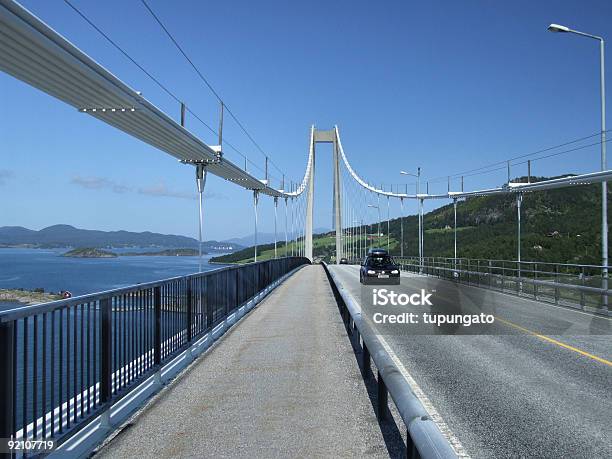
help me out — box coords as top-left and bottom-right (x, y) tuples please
(396, 177), (608, 264)
(211, 176), (609, 265)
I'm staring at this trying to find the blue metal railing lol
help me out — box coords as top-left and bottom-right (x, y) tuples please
(395, 256), (610, 312)
(322, 262), (457, 459)
(0, 257), (309, 454)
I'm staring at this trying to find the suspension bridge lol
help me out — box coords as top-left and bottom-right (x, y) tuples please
(0, 1), (611, 458)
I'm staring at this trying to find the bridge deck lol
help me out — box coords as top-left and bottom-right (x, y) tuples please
(95, 265), (390, 458)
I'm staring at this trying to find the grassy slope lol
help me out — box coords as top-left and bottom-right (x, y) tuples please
(210, 232), (399, 264)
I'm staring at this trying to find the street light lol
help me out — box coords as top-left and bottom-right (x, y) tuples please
(368, 204), (381, 249)
(353, 219), (363, 260)
(547, 23), (570, 33)
(548, 23), (607, 311)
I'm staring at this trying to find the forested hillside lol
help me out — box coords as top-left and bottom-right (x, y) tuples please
(211, 177), (610, 265)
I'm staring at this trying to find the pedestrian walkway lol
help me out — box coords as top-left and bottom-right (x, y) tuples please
(96, 265), (390, 458)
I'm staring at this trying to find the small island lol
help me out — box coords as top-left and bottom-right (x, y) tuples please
(62, 248), (118, 258)
(122, 248), (201, 257)
(60, 247), (202, 258)
(0, 288), (63, 305)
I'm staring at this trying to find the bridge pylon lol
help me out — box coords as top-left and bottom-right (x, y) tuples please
(305, 126), (343, 263)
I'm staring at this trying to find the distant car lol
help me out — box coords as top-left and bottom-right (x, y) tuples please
(359, 249), (400, 285)
(339, 257), (348, 264)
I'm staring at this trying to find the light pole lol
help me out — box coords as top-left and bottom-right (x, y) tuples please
(400, 198), (404, 258)
(368, 204), (381, 248)
(353, 219), (361, 262)
(401, 168), (422, 264)
(548, 23), (607, 311)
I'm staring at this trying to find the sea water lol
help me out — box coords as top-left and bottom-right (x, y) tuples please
(0, 247), (227, 309)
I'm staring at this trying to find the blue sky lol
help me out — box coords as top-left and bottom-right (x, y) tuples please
(1, 0), (611, 241)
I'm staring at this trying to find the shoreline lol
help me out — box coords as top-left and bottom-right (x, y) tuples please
(0, 289), (63, 306)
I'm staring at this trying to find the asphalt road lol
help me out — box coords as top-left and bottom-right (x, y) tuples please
(330, 265), (612, 459)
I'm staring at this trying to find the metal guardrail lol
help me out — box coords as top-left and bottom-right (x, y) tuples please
(322, 263), (457, 459)
(395, 256), (610, 313)
(0, 257), (310, 455)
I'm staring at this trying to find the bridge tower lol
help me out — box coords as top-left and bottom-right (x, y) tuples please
(306, 127), (343, 263)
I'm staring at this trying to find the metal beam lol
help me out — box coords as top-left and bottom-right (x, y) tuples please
(0, 0), (296, 199)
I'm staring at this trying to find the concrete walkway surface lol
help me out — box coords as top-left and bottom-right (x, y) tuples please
(96, 265), (391, 458)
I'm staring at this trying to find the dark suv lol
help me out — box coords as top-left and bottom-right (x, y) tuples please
(359, 249), (400, 285)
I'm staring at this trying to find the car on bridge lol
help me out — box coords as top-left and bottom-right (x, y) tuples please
(359, 249), (400, 285)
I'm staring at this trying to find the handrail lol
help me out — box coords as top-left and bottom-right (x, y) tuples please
(395, 256), (611, 313)
(322, 262), (457, 459)
(0, 259), (282, 322)
(0, 257), (310, 452)
(403, 262), (611, 295)
(409, 256), (605, 270)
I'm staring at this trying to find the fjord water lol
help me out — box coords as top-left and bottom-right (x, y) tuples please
(1, 247), (231, 429)
(0, 248), (227, 309)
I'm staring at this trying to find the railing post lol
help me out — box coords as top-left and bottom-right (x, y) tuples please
(555, 265), (560, 305)
(100, 298), (112, 406)
(235, 268), (240, 310)
(467, 258), (470, 285)
(186, 278), (192, 343)
(361, 342), (370, 378)
(0, 321), (14, 441)
(377, 371), (388, 420)
(154, 286), (162, 366)
(406, 429), (417, 459)
(534, 263), (538, 300)
(489, 260), (492, 288)
(205, 276), (212, 330)
(580, 267), (586, 310)
(224, 270), (229, 318)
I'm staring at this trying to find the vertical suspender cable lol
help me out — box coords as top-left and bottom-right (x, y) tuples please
(387, 196), (390, 252)
(196, 164), (207, 273)
(274, 197), (278, 259)
(291, 197), (295, 257)
(253, 191), (259, 262)
(284, 198), (288, 257)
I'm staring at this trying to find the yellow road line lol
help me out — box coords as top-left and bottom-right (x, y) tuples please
(496, 317), (612, 367)
(354, 267), (612, 367)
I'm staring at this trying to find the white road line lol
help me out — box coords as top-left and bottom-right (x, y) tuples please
(377, 333), (470, 458)
(335, 265), (470, 458)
